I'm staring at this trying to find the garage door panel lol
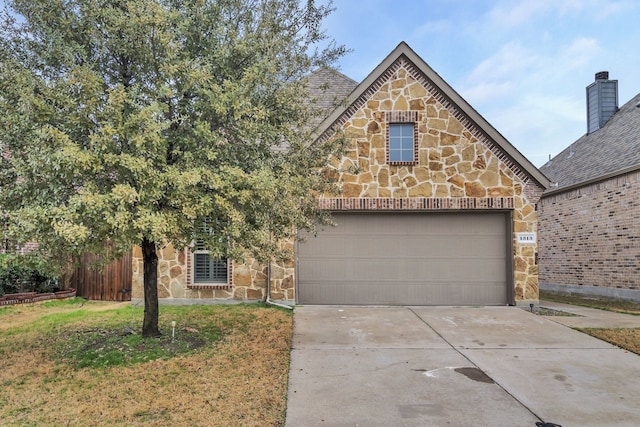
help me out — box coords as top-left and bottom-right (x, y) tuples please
(297, 213), (509, 305)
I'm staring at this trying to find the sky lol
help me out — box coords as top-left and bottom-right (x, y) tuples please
(321, 0), (640, 167)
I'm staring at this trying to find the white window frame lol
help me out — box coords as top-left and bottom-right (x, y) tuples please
(385, 111), (418, 165)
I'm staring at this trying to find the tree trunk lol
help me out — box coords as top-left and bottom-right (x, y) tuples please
(141, 237), (161, 337)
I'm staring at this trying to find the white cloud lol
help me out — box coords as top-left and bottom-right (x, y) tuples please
(483, 96), (586, 167)
(414, 19), (452, 36)
(461, 82), (515, 106)
(563, 37), (601, 69)
(593, 0), (633, 19)
(486, 0), (554, 29)
(458, 35), (605, 165)
(328, 0), (640, 167)
(557, 0), (634, 19)
(466, 42), (538, 83)
(484, 0), (631, 30)
(461, 36), (600, 103)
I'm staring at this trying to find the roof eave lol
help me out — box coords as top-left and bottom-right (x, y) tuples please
(313, 41), (550, 189)
(542, 163), (640, 197)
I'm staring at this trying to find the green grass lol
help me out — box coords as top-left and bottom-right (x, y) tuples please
(59, 326), (203, 368)
(2, 304), (108, 337)
(540, 290), (640, 315)
(0, 300), (293, 426)
(40, 296), (88, 307)
(2, 300), (266, 369)
(540, 291), (640, 355)
(51, 304), (259, 369)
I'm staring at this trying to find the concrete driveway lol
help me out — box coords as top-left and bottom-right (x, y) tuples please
(286, 306), (640, 427)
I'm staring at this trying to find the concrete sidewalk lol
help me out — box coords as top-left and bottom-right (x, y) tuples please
(286, 306), (640, 427)
(539, 300), (640, 328)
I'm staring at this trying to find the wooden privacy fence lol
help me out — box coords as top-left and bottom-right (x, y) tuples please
(68, 251), (132, 301)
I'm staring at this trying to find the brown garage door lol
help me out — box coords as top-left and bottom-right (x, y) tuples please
(297, 212), (510, 305)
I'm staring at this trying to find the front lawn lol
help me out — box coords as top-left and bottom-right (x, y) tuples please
(541, 290), (640, 355)
(540, 290), (640, 315)
(0, 299), (293, 426)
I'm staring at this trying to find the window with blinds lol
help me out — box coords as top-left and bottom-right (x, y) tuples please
(192, 218), (228, 284)
(193, 253), (228, 283)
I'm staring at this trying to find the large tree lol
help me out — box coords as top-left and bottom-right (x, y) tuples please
(0, 0), (345, 336)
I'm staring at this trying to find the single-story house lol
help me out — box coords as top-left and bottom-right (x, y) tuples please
(538, 72), (640, 302)
(131, 42), (549, 306)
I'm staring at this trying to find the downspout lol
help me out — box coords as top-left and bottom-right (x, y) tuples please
(265, 261), (292, 310)
(264, 233), (292, 310)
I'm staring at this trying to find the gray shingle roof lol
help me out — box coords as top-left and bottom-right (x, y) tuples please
(304, 67), (358, 128)
(540, 92), (640, 191)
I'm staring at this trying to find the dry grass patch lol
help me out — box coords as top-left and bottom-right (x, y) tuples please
(0, 299), (293, 426)
(540, 291), (640, 355)
(578, 328), (640, 355)
(540, 290), (640, 315)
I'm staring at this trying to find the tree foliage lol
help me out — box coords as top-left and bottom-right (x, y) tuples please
(0, 253), (58, 296)
(0, 0), (346, 335)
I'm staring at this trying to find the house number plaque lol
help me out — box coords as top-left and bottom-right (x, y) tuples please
(516, 232), (536, 244)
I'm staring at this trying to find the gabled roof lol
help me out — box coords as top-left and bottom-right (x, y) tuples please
(306, 67), (358, 112)
(304, 67), (358, 129)
(540, 92), (640, 194)
(312, 42), (549, 189)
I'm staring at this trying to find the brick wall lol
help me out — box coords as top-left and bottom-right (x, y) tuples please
(538, 169), (640, 291)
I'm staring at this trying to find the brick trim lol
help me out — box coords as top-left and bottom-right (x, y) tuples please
(187, 283), (232, 290)
(319, 197), (514, 210)
(523, 181), (545, 206)
(386, 111), (419, 122)
(315, 56), (543, 191)
(0, 288), (77, 306)
(386, 111), (419, 166)
(185, 247), (233, 290)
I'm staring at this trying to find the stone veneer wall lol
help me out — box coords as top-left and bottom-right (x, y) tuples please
(131, 242), (295, 302)
(320, 59), (543, 302)
(539, 169), (640, 294)
(131, 57), (545, 304)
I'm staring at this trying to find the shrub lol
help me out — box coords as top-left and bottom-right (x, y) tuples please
(0, 254), (57, 296)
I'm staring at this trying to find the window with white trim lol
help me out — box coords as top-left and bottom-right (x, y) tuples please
(385, 111), (418, 165)
(388, 123), (415, 162)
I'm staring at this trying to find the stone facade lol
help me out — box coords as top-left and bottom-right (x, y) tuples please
(539, 169), (640, 297)
(131, 47), (546, 305)
(318, 58), (544, 303)
(131, 242), (295, 302)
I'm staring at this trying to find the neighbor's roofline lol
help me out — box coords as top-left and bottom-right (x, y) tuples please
(312, 41), (550, 189)
(542, 163), (640, 197)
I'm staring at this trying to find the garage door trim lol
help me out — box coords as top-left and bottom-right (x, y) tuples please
(295, 211), (514, 306)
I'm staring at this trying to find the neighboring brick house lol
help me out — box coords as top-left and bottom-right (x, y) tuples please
(132, 42), (549, 306)
(538, 72), (640, 302)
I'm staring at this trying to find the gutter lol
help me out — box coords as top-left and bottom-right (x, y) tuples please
(542, 164), (640, 197)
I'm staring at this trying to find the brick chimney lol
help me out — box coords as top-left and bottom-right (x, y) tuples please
(586, 71), (618, 134)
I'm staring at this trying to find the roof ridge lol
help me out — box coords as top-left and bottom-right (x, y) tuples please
(540, 90), (640, 191)
(313, 42), (549, 188)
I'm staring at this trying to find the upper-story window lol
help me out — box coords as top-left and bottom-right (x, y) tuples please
(386, 111), (418, 165)
(389, 123), (415, 162)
